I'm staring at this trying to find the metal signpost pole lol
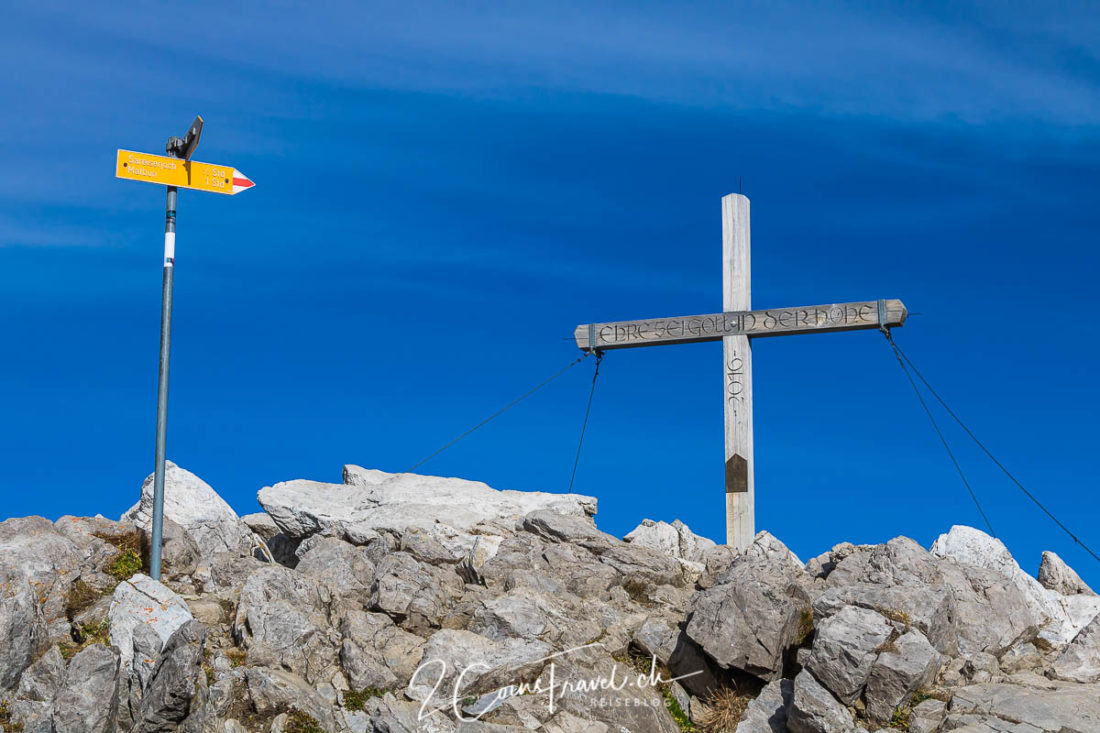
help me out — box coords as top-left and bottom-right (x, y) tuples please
(114, 116), (256, 577)
(149, 178), (177, 581)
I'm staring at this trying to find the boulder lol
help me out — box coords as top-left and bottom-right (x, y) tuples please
(240, 512), (280, 541)
(735, 678), (793, 733)
(192, 551), (266, 599)
(405, 629), (553, 710)
(908, 698), (946, 733)
(931, 525), (1100, 646)
(51, 644), (121, 733)
(1038, 551), (1095, 596)
(517, 510), (694, 599)
(0, 516), (82, 679)
(543, 649), (683, 733)
(294, 535), (375, 598)
(0, 565), (47, 690)
(805, 604), (893, 705)
(258, 469), (596, 554)
(144, 517), (202, 578)
(338, 609), (425, 690)
(786, 668), (856, 733)
(17, 645), (67, 702)
(542, 712), (610, 733)
(469, 589), (602, 649)
(132, 620), (207, 733)
(812, 582), (958, 656)
(946, 680), (1100, 731)
(3, 699), (53, 733)
(244, 666), (336, 731)
(743, 530), (804, 570)
(863, 630), (942, 721)
(632, 616), (680, 664)
(233, 565), (339, 684)
(1051, 612), (1100, 683)
(480, 531), (617, 598)
(175, 675), (245, 733)
(370, 553), (465, 633)
(121, 462), (255, 556)
(108, 574), (194, 677)
(369, 692), (457, 733)
(827, 534), (1036, 656)
(998, 640), (1044, 674)
(685, 555), (811, 681)
(697, 544), (739, 589)
(623, 518), (715, 577)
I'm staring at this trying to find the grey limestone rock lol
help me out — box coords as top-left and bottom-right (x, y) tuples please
(786, 669), (857, 733)
(908, 698), (946, 733)
(294, 535), (375, 598)
(735, 677), (793, 733)
(805, 604), (893, 705)
(1038, 550), (1095, 597)
(932, 525), (1100, 647)
(108, 574), (194, 679)
(405, 629), (553, 711)
(686, 555), (812, 681)
(369, 552), (465, 633)
(864, 630), (942, 721)
(0, 516), (83, 687)
(132, 620), (207, 733)
(16, 645), (67, 702)
(946, 680), (1100, 732)
(244, 666), (336, 731)
(233, 565), (339, 684)
(51, 644), (121, 733)
(338, 609), (425, 690)
(1051, 612), (1100, 683)
(122, 461), (257, 557)
(469, 589), (602, 649)
(623, 518), (715, 579)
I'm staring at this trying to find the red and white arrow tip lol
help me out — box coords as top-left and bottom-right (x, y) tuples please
(231, 170), (255, 195)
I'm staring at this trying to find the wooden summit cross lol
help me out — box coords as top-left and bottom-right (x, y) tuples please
(574, 194), (908, 549)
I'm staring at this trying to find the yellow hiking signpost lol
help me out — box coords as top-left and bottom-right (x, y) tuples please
(115, 116), (255, 581)
(115, 149), (255, 195)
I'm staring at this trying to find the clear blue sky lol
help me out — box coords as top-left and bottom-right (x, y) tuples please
(3, 2), (1098, 585)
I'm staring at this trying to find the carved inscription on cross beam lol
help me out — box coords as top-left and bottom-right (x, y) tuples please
(574, 299), (907, 351)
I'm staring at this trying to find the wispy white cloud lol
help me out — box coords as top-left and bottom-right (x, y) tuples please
(9, 0), (1098, 126)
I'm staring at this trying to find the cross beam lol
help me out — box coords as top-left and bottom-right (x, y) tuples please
(573, 194), (908, 548)
(574, 299), (907, 351)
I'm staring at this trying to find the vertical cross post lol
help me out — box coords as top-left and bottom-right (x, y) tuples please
(722, 193), (754, 549)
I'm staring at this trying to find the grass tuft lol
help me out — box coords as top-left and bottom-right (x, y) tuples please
(881, 609), (912, 632)
(284, 709), (323, 733)
(696, 685), (753, 732)
(796, 608), (815, 646)
(65, 579), (104, 620)
(224, 648), (247, 668)
(106, 549), (143, 582)
(887, 705), (910, 729)
(342, 687), (387, 711)
(59, 619), (111, 660)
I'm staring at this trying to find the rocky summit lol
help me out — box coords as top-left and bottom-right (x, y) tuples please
(2, 465), (1099, 733)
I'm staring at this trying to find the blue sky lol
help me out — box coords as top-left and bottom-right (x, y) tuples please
(3, 1), (1099, 585)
